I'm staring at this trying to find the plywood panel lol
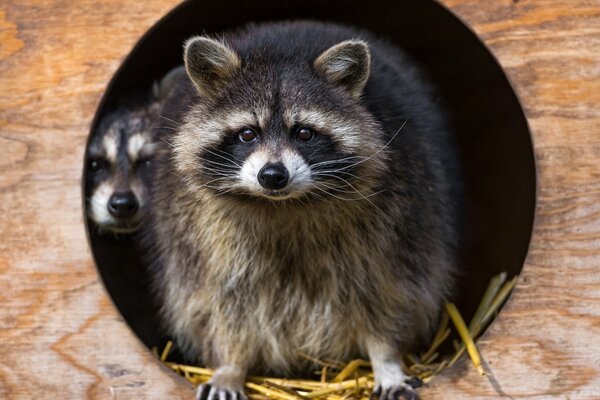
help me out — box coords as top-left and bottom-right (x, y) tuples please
(0, 1), (193, 398)
(0, 0), (598, 398)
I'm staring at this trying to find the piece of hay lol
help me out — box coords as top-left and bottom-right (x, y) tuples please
(155, 273), (517, 398)
(445, 302), (484, 376)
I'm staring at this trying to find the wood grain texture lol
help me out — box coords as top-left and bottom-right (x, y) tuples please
(427, 0), (600, 398)
(0, 0), (599, 399)
(0, 1), (194, 398)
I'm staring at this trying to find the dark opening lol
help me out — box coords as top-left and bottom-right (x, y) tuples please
(85, 0), (536, 361)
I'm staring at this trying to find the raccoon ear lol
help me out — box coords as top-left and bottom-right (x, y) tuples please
(314, 40), (371, 99)
(152, 65), (187, 100)
(184, 36), (241, 97)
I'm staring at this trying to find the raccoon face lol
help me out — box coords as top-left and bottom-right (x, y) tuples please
(86, 107), (157, 233)
(173, 37), (388, 202)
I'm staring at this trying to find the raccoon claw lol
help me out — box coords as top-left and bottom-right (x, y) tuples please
(405, 377), (423, 389)
(370, 384), (420, 400)
(196, 383), (247, 400)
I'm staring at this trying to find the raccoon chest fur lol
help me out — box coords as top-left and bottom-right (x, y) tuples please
(163, 200), (406, 373)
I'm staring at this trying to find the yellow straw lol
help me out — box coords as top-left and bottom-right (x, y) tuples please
(246, 382), (304, 400)
(445, 302), (485, 375)
(304, 377), (372, 398)
(468, 273), (506, 334)
(160, 340), (173, 361)
(332, 359), (368, 383)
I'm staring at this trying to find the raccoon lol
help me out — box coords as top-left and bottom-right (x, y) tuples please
(146, 21), (462, 400)
(86, 66), (188, 233)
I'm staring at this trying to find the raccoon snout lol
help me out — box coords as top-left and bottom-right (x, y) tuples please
(108, 191), (139, 218)
(258, 163), (289, 190)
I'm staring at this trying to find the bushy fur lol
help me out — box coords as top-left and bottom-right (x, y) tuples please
(145, 21), (462, 400)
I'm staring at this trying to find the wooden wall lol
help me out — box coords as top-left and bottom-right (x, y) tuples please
(0, 0), (599, 398)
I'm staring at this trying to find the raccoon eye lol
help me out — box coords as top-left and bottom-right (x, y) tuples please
(88, 158), (107, 173)
(136, 158), (152, 169)
(238, 128), (258, 143)
(296, 127), (315, 142)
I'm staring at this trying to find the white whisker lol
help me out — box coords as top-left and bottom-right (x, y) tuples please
(202, 148), (242, 168)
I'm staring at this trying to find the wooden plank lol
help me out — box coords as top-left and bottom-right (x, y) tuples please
(0, 0), (598, 398)
(0, 0), (194, 398)
(427, 0), (600, 398)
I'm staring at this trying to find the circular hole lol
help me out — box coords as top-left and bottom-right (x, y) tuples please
(84, 0), (535, 381)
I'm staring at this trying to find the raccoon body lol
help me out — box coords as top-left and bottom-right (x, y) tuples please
(147, 21), (462, 400)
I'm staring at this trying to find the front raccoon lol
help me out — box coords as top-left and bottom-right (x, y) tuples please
(147, 21), (462, 400)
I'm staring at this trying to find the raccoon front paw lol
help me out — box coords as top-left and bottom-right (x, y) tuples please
(370, 382), (420, 400)
(195, 383), (247, 400)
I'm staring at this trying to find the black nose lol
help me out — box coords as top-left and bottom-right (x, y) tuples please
(108, 191), (139, 218)
(258, 163), (289, 190)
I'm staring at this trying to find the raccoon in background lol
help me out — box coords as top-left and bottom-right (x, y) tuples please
(85, 66), (194, 351)
(86, 66), (188, 234)
(146, 21), (463, 400)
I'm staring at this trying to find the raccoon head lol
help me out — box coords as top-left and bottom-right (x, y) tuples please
(86, 106), (158, 233)
(173, 36), (388, 203)
(86, 67), (187, 232)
